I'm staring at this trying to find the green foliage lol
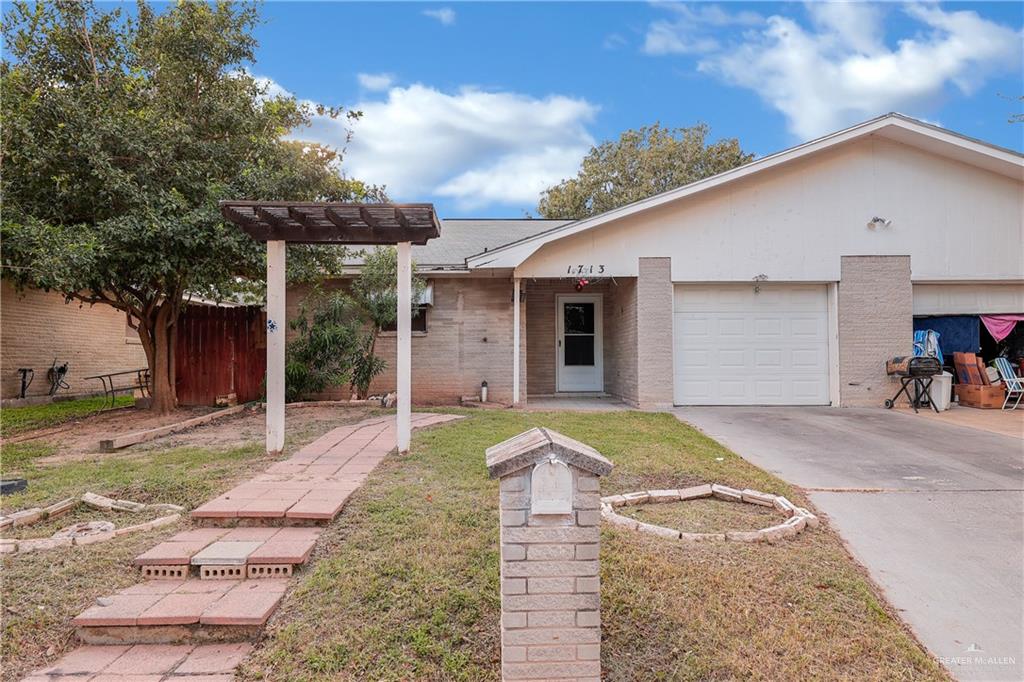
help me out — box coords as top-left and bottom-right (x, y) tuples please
(538, 122), (754, 219)
(284, 249), (425, 401)
(350, 334), (387, 401)
(285, 291), (366, 402)
(348, 248), (425, 398)
(350, 247), (426, 331)
(0, 1), (385, 409)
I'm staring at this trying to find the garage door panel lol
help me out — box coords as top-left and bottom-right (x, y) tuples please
(674, 284), (830, 405)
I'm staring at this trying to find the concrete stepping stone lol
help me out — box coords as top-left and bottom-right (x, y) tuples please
(191, 541), (263, 566)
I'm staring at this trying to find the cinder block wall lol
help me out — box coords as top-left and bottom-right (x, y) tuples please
(1, 281), (147, 399)
(636, 257), (675, 408)
(838, 255), (913, 406)
(499, 468), (602, 681)
(288, 277), (524, 405)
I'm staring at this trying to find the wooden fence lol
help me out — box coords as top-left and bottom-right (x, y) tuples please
(175, 305), (266, 406)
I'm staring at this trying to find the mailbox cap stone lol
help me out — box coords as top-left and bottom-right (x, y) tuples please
(485, 427), (613, 479)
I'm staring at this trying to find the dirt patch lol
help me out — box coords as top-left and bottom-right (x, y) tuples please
(13, 406), (215, 463)
(26, 404), (385, 465)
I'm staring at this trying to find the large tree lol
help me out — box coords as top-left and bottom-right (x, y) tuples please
(538, 123), (754, 219)
(1, 1), (382, 412)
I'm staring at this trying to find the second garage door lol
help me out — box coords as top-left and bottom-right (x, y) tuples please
(673, 284), (830, 405)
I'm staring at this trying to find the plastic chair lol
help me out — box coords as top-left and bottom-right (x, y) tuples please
(993, 357), (1024, 411)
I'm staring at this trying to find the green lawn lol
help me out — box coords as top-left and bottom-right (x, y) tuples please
(0, 395), (133, 438)
(241, 410), (947, 681)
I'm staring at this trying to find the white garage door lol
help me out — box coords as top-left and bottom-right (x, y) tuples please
(673, 284), (830, 405)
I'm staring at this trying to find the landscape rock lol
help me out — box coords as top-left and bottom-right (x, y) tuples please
(81, 492), (115, 511)
(111, 499), (147, 513)
(678, 484), (713, 500)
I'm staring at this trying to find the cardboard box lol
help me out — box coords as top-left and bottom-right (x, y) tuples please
(955, 384), (1005, 409)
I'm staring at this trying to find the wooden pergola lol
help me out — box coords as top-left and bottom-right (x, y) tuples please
(220, 200), (442, 455)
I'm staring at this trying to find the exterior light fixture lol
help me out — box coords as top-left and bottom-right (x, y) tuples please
(753, 273), (768, 294)
(868, 216), (893, 229)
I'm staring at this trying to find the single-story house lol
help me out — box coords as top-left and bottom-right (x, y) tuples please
(290, 113), (1024, 408)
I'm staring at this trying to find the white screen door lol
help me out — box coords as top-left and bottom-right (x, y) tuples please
(556, 295), (603, 392)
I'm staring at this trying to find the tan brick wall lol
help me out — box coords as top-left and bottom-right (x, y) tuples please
(525, 279), (634, 399)
(603, 279), (638, 404)
(636, 258), (675, 408)
(288, 277), (525, 405)
(838, 256), (913, 407)
(498, 467), (602, 681)
(1, 281), (147, 399)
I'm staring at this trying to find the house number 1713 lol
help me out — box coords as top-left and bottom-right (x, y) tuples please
(567, 264), (605, 275)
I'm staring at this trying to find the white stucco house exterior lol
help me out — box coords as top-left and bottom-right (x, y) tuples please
(292, 113), (1024, 408)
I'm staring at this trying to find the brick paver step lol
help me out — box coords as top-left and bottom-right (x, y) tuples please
(73, 579), (289, 634)
(134, 527), (321, 577)
(22, 642), (252, 681)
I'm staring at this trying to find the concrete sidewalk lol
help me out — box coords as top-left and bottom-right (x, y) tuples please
(675, 407), (1024, 682)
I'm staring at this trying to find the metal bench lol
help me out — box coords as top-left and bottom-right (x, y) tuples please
(84, 368), (150, 408)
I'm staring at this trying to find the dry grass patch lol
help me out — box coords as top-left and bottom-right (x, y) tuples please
(620, 497), (782, 534)
(241, 410), (947, 681)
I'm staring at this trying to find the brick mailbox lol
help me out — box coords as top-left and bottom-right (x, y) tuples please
(486, 427), (613, 682)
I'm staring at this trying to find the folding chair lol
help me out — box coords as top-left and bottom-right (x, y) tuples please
(993, 357), (1024, 411)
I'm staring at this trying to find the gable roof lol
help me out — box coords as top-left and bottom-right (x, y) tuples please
(343, 218), (570, 270)
(466, 113), (1024, 270)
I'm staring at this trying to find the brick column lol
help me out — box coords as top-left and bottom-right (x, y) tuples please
(838, 255), (913, 406)
(486, 428), (613, 682)
(636, 257), (675, 409)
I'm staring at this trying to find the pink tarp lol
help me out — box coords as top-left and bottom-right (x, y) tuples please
(981, 314), (1024, 342)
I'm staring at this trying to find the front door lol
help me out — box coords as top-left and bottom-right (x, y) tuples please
(556, 295), (603, 392)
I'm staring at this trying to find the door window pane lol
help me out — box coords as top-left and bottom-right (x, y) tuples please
(564, 335), (595, 366)
(564, 303), (594, 334)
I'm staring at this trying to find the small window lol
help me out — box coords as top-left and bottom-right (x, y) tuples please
(382, 305), (427, 333)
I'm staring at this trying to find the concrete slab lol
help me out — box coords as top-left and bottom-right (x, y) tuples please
(190, 541), (262, 566)
(674, 407), (1024, 681)
(812, 489), (1023, 681)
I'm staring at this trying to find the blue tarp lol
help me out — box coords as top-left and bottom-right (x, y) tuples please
(913, 316), (980, 356)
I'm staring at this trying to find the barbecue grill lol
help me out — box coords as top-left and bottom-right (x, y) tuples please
(884, 356), (943, 412)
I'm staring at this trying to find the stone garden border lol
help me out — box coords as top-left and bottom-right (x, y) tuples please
(601, 483), (819, 543)
(0, 492), (183, 555)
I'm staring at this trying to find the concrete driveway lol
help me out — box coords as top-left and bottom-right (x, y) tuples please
(674, 407), (1024, 681)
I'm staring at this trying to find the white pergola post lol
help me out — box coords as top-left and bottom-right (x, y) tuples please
(513, 277), (521, 405)
(397, 241), (412, 453)
(266, 240), (286, 455)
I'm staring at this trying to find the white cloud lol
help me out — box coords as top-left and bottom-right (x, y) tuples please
(653, 3), (1022, 139)
(643, 3), (762, 55)
(357, 72), (395, 92)
(423, 7), (456, 26)
(278, 81), (596, 210)
(602, 33), (627, 51)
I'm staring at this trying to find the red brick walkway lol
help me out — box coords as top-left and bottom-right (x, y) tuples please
(23, 412), (461, 681)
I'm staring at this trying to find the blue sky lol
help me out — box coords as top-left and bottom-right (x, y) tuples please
(250, 2), (1023, 218)
(175, 3), (1024, 216)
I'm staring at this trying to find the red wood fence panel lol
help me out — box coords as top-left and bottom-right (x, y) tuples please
(175, 305), (266, 406)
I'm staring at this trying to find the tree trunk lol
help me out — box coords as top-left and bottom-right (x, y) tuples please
(135, 301), (179, 414)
